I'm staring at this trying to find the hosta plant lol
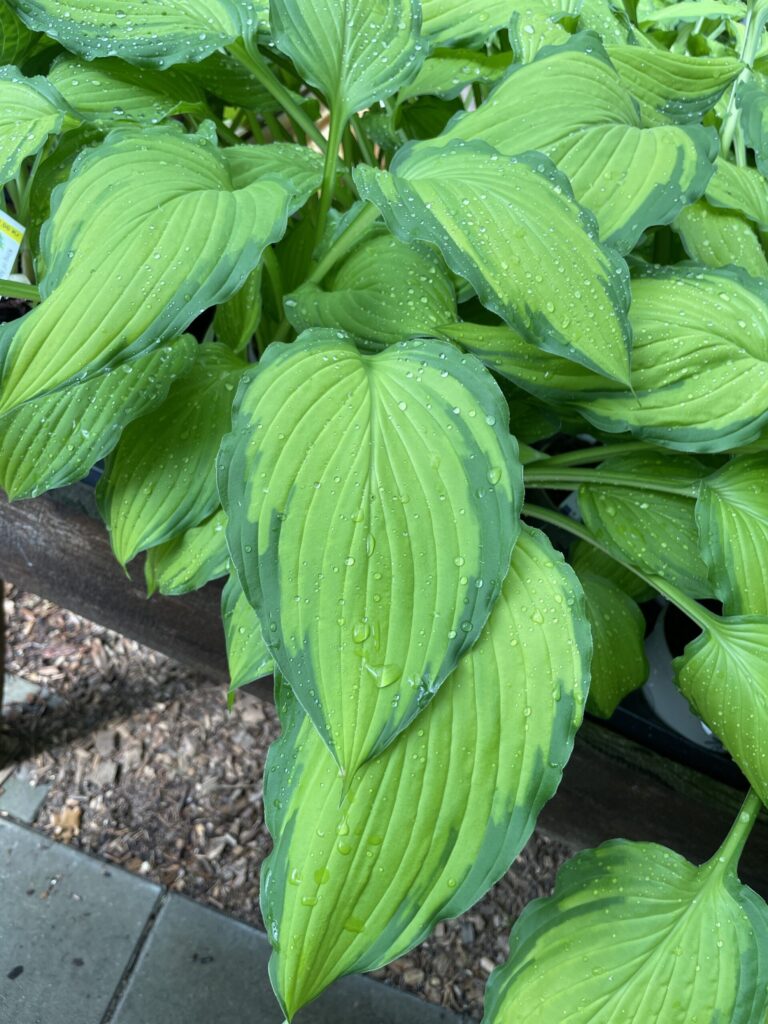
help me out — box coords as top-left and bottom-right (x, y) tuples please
(2, 0), (768, 1019)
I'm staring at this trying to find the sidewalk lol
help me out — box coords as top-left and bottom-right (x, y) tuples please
(0, 814), (462, 1024)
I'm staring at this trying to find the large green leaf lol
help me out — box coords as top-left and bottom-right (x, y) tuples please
(355, 141), (632, 383)
(47, 55), (208, 126)
(638, 0), (747, 24)
(219, 330), (522, 778)
(181, 51), (281, 110)
(285, 232), (457, 345)
(569, 539), (654, 602)
(577, 453), (713, 598)
(675, 200), (768, 278)
(484, 839), (768, 1024)
(98, 343), (246, 566)
(705, 157), (768, 228)
(578, 265), (768, 451)
(270, 0), (423, 122)
(0, 67), (71, 187)
(145, 508), (229, 597)
(262, 526), (590, 1018)
(222, 572), (273, 702)
(578, 570), (649, 718)
(436, 34), (718, 253)
(0, 1), (37, 63)
(675, 616), (768, 805)
(736, 79), (768, 177)
(7, 0), (259, 68)
(421, 0), (526, 45)
(0, 335), (196, 500)
(696, 454), (768, 614)
(507, 0), (572, 63)
(214, 265), (262, 353)
(0, 127), (299, 419)
(398, 49), (511, 103)
(606, 45), (742, 126)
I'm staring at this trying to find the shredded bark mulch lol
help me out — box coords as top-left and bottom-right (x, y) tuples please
(2, 582), (571, 1019)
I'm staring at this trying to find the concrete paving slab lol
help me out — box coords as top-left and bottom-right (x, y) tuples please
(2, 673), (42, 707)
(0, 818), (161, 1024)
(0, 764), (51, 822)
(112, 894), (462, 1024)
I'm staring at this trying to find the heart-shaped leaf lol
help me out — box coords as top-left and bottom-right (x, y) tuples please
(0, 127), (302, 421)
(484, 837), (768, 1024)
(705, 158), (768, 228)
(398, 49), (511, 103)
(285, 232), (457, 345)
(270, 0), (423, 123)
(577, 570), (649, 718)
(607, 45), (743, 126)
(0, 2), (37, 64)
(219, 330), (522, 777)
(421, 0), (528, 45)
(696, 454), (768, 614)
(579, 265), (768, 451)
(577, 453), (713, 598)
(737, 79), (768, 177)
(145, 508), (229, 598)
(47, 55), (208, 126)
(0, 335), (196, 500)
(7, 0), (260, 68)
(570, 540), (654, 602)
(0, 67), (71, 186)
(98, 343), (247, 566)
(222, 573), (273, 705)
(262, 526), (590, 1019)
(355, 140), (632, 383)
(675, 616), (768, 806)
(436, 34), (718, 254)
(676, 200), (768, 278)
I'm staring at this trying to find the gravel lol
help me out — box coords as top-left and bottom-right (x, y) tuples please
(2, 582), (572, 1019)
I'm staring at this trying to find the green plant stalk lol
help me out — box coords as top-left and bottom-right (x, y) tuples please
(541, 442), (654, 467)
(306, 202), (379, 285)
(523, 466), (700, 497)
(720, 0), (762, 155)
(314, 111), (345, 250)
(706, 789), (764, 877)
(0, 278), (40, 301)
(228, 41), (327, 150)
(521, 502), (717, 631)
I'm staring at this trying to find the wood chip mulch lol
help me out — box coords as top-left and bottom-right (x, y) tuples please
(1, 582), (572, 1019)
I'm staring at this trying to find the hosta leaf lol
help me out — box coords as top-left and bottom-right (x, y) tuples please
(577, 453), (713, 597)
(606, 45), (742, 126)
(696, 454), (768, 614)
(639, 0), (747, 24)
(181, 51), (281, 110)
(421, 0), (525, 45)
(738, 80), (768, 177)
(145, 508), (229, 597)
(507, 3), (571, 63)
(214, 265), (262, 353)
(578, 265), (768, 451)
(706, 158), (768, 228)
(0, 335), (195, 500)
(219, 330), (522, 777)
(262, 526), (590, 1018)
(675, 616), (768, 805)
(0, 1), (37, 64)
(285, 233), (457, 345)
(98, 343), (246, 566)
(222, 573), (273, 703)
(270, 0), (423, 123)
(578, 570), (648, 718)
(48, 55), (207, 125)
(398, 49), (510, 103)
(484, 839), (768, 1024)
(574, 0), (633, 43)
(0, 127), (298, 419)
(0, 67), (71, 187)
(569, 539), (654, 602)
(437, 34), (718, 253)
(6, 0), (260, 68)
(676, 200), (768, 278)
(355, 141), (632, 384)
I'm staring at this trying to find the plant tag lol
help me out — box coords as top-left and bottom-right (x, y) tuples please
(0, 212), (25, 277)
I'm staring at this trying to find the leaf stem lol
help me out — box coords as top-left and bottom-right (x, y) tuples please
(521, 502), (716, 630)
(228, 41), (327, 150)
(306, 202), (379, 285)
(541, 442), (654, 467)
(719, 0), (762, 155)
(314, 111), (345, 251)
(706, 789), (764, 877)
(0, 278), (40, 301)
(524, 466), (699, 497)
